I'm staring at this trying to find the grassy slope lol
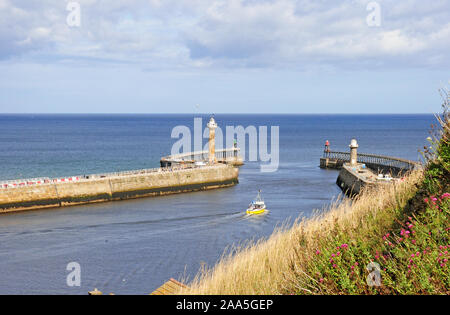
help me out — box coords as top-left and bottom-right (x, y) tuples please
(181, 109), (449, 295)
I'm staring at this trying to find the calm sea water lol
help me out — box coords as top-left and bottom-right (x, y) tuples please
(0, 114), (433, 294)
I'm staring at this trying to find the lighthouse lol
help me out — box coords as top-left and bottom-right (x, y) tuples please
(349, 139), (359, 166)
(207, 116), (218, 164)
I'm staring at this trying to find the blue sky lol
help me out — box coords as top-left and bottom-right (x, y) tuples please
(0, 0), (449, 113)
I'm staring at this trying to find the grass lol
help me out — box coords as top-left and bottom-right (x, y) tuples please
(179, 94), (449, 295)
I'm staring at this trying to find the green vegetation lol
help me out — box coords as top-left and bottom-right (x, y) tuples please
(183, 92), (449, 295)
(301, 99), (449, 294)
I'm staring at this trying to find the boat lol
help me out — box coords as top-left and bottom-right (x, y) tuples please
(246, 190), (267, 215)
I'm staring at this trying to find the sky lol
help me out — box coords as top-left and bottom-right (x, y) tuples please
(0, 0), (449, 114)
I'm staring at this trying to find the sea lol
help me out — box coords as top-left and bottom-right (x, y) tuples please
(0, 114), (434, 294)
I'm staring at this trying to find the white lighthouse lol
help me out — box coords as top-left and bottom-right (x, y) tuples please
(207, 116), (218, 164)
(349, 139), (359, 166)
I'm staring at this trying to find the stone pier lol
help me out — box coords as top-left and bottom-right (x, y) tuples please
(322, 139), (421, 196)
(0, 164), (239, 214)
(0, 116), (241, 214)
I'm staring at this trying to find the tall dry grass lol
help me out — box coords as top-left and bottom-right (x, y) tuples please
(178, 171), (423, 295)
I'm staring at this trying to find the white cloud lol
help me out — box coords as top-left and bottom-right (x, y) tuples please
(0, 0), (448, 70)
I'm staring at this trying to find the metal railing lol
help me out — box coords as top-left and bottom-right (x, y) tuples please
(0, 177), (51, 188)
(86, 163), (216, 179)
(0, 164), (227, 190)
(322, 151), (420, 171)
(161, 147), (240, 163)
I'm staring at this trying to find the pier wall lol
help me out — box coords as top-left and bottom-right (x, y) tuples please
(336, 164), (393, 196)
(0, 165), (239, 214)
(336, 165), (372, 196)
(321, 145), (420, 195)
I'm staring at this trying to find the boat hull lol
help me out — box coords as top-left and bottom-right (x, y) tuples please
(246, 208), (266, 215)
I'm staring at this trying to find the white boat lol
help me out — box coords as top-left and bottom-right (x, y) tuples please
(246, 190), (267, 215)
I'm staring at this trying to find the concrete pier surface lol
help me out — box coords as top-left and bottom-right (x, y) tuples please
(321, 139), (422, 196)
(160, 147), (244, 168)
(336, 163), (392, 196)
(0, 164), (239, 214)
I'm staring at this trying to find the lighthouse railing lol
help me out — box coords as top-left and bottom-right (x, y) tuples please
(161, 147), (241, 164)
(322, 151), (420, 171)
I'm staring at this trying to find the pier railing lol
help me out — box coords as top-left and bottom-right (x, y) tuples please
(160, 148), (241, 164)
(0, 164), (226, 189)
(86, 163), (218, 179)
(322, 151), (421, 171)
(0, 177), (52, 188)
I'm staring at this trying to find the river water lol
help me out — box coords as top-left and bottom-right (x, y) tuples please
(0, 114), (433, 294)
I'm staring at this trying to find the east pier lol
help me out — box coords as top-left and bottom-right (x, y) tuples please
(320, 139), (422, 196)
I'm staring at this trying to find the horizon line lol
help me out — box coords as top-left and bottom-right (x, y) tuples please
(0, 112), (438, 115)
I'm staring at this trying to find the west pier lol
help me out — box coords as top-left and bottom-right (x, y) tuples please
(0, 117), (241, 214)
